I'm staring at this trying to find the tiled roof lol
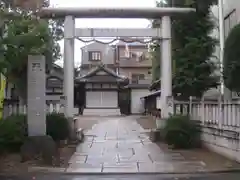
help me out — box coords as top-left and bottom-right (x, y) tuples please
(75, 64), (128, 84)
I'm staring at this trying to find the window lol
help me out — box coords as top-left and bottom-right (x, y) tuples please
(47, 77), (63, 88)
(89, 51), (101, 61)
(131, 74), (145, 84)
(10, 87), (18, 100)
(224, 9), (237, 39)
(148, 69), (152, 75)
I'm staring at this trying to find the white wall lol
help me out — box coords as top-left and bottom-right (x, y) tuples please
(131, 89), (149, 114)
(81, 42), (115, 65)
(202, 127), (240, 163)
(210, 2), (240, 99)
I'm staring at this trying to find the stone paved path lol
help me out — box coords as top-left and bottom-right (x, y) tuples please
(66, 116), (206, 173)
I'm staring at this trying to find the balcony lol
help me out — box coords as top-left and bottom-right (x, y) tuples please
(118, 58), (152, 68)
(131, 78), (151, 85)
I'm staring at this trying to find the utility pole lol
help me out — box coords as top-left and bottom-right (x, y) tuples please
(218, 0), (225, 96)
(218, 0), (224, 128)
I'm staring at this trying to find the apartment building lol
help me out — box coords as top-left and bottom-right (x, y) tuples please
(80, 40), (152, 86)
(210, 1), (240, 99)
(78, 40), (152, 114)
(114, 40), (152, 86)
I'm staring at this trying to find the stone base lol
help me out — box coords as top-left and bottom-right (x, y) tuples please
(156, 118), (166, 129)
(20, 135), (59, 165)
(149, 129), (161, 142)
(83, 108), (121, 116)
(76, 128), (84, 143)
(68, 117), (77, 141)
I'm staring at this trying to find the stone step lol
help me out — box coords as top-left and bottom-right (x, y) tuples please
(83, 108), (121, 116)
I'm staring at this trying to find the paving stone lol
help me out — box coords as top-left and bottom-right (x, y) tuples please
(172, 161), (206, 173)
(149, 152), (185, 162)
(67, 162), (102, 169)
(76, 146), (104, 155)
(86, 155), (119, 164)
(119, 154), (152, 163)
(66, 165), (102, 173)
(102, 162), (138, 172)
(138, 162), (174, 173)
(91, 142), (118, 149)
(93, 137), (106, 142)
(84, 136), (94, 142)
(68, 155), (87, 163)
(102, 167), (138, 173)
(67, 116), (211, 173)
(117, 149), (134, 158)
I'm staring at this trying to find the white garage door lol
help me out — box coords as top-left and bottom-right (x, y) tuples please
(131, 89), (149, 114)
(86, 91), (102, 108)
(86, 91), (118, 108)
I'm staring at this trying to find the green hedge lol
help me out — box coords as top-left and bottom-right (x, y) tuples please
(163, 115), (201, 149)
(0, 113), (69, 153)
(0, 115), (27, 152)
(223, 23), (240, 92)
(46, 113), (69, 141)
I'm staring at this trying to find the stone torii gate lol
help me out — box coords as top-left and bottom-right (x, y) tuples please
(38, 7), (195, 121)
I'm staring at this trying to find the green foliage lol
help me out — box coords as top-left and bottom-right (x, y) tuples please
(0, 1), (63, 99)
(0, 114), (27, 152)
(223, 23), (240, 93)
(151, 0), (219, 99)
(150, 43), (161, 82)
(163, 115), (201, 149)
(0, 113), (69, 152)
(46, 113), (69, 141)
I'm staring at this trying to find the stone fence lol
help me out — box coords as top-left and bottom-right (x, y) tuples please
(2, 99), (78, 119)
(174, 99), (240, 162)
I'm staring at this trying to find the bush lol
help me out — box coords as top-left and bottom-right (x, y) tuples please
(223, 23), (240, 92)
(0, 113), (69, 152)
(46, 113), (69, 141)
(0, 114), (27, 152)
(163, 115), (201, 149)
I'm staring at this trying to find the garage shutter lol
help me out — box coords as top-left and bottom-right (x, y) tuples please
(86, 91), (101, 108)
(102, 91), (118, 108)
(86, 91), (118, 108)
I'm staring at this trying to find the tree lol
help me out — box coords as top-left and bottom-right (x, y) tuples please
(150, 0), (219, 100)
(0, 0), (63, 99)
(223, 23), (240, 94)
(150, 1), (165, 83)
(150, 41), (161, 82)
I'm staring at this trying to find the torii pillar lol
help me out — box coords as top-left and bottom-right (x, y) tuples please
(160, 16), (173, 120)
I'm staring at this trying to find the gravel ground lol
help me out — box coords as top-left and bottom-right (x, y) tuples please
(0, 143), (76, 175)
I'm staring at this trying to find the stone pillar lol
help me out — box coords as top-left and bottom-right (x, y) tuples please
(64, 16), (75, 118)
(160, 16), (172, 119)
(27, 55), (46, 136)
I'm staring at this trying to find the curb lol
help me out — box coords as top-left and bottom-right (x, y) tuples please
(1, 168), (240, 178)
(25, 166), (240, 175)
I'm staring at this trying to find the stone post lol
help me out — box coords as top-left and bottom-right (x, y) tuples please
(64, 16), (75, 118)
(160, 16), (172, 119)
(27, 55), (46, 136)
(64, 16), (76, 140)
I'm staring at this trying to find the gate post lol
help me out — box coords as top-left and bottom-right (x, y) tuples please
(160, 15), (172, 120)
(64, 16), (75, 118)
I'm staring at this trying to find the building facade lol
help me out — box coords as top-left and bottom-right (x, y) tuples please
(210, 1), (240, 99)
(4, 63), (65, 103)
(78, 40), (152, 115)
(114, 40), (152, 85)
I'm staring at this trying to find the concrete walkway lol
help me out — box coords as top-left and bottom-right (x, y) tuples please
(66, 116), (207, 173)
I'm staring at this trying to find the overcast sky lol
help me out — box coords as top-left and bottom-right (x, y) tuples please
(50, 0), (157, 67)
